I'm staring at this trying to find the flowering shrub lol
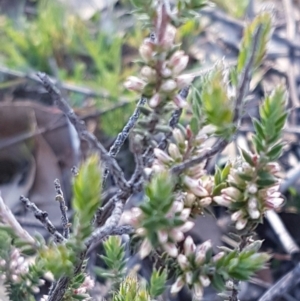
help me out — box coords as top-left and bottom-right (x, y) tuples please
(0, 1), (290, 301)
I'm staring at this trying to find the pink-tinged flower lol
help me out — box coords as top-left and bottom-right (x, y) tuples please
(177, 254), (189, 270)
(170, 200), (184, 214)
(213, 196), (232, 207)
(247, 183), (258, 194)
(149, 93), (162, 108)
(265, 162), (281, 174)
(187, 165), (206, 179)
(184, 176), (209, 197)
(168, 143), (182, 160)
(177, 221), (194, 233)
(136, 227), (147, 236)
(152, 162), (166, 173)
(171, 276), (185, 294)
(198, 240), (212, 254)
(154, 148), (173, 164)
(173, 94), (187, 108)
(266, 197), (284, 209)
(163, 242), (178, 257)
(199, 275), (210, 287)
(173, 128), (185, 145)
(213, 252), (225, 262)
(231, 210), (244, 222)
(193, 282), (204, 300)
(139, 239), (152, 259)
(139, 42), (154, 62)
(169, 51), (185, 66)
(161, 66), (172, 78)
(184, 236), (196, 256)
(236, 218), (247, 230)
(161, 79), (177, 93)
(170, 229), (184, 242)
(176, 74), (194, 89)
(248, 197), (258, 209)
(221, 187), (242, 200)
(195, 251), (205, 265)
(124, 76), (146, 92)
(140, 66), (156, 82)
(161, 24), (177, 49)
(185, 272), (193, 284)
(199, 197), (212, 206)
(184, 193), (196, 207)
(202, 177), (213, 193)
(180, 208), (191, 220)
(228, 170), (244, 186)
(157, 230), (168, 244)
(173, 55), (189, 75)
(248, 208), (260, 219)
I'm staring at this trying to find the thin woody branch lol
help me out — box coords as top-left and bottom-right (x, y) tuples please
(37, 72), (130, 193)
(103, 97), (147, 183)
(20, 196), (65, 244)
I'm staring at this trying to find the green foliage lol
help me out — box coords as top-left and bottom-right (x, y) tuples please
(211, 243), (270, 291)
(252, 86), (287, 160)
(72, 154), (102, 240)
(197, 65), (235, 138)
(38, 244), (75, 278)
(112, 274), (150, 301)
(148, 268), (167, 297)
(237, 12), (272, 74)
(211, 0), (249, 18)
(94, 236), (127, 285)
(0, 0), (130, 99)
(140, 172), (186, 247)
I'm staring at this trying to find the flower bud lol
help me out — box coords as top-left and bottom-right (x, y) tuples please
(177, 254), (189, 270)
(139, 42), (153, 62)
(169, 51), (185, 66)
(149, 93), (162, 108)
(198, 197), (212, 206)
(213, 196), (231, 207)
(161, 67), (172, 78)
(248, 208), (260, 219)
(171, 276), (185, 294)
(184, 193), (196, 207)
(213, 252), (225, 262)
(199, 275), (211, 287)
(157, 230), (168, 244)
(173, 128), (185, 145)
(221, 187), (242, 200)
(185, 271), (193, 284)
(184, 176), (209, 197)
(235, 218), (247, 230)
(176, 74), (194, 89)
(193, 283), (204, 299)
(140, 66), (156, 82)
(173, 94), (187, 108)
(184, 236), (196, 256)
(231, 210), (244, 222)
(178, 221), (194, 233)
(173, 55), (189, 75)
(139, 239), (152, 259)
(168, 143), (182, 160)
(247, 183), (258, 194)
(180, 208), (191, 220)
(170, 229), (184, 242)
(266, 162), (281, 174)
(170, 201), (184, 214)
(124, 76), (146, 92)
(136, 227), (147, 236)
(154, 148), (173, 164)
(161, 24), (177, 49)
(163, 242), (178, 257)
(161, 79), (177, 93)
